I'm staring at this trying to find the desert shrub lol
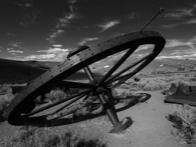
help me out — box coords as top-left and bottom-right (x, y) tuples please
(167, 104), (196, 144)
(125, 78), (169, 91)
(113, 89), (133, 99)
(0, 85), (15, 122)
(45, 88), (69, 102)
(1, 126), (106, 147)
(0, 85), (13, 95)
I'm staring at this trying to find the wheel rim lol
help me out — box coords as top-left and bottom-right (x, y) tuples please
(6, 31), (165, 125)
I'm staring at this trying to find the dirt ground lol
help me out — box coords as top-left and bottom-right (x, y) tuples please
(0, 58), (195, 147)
(0, 90), (192, 147)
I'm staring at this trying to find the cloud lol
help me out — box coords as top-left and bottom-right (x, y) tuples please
(15, 1), (34, 8)
(24, 54), (56, 61)
(185, 18), (196, 24)
(47, 0), (80, 43)
(165, 8), (194, 19)
(78, 37), (99, 46)
(24, 47), (69, 61)
(47, 29), (65, 43)
(98, 20), (120, 32)
(52, 44), (63, 48)
(162, 18), (196, 28)
(47, 12), (78, 43)
(170, 49), (196, 56)
(9, 42), (23, 48)
(156, 36), (196, 60)
(68, 0), (77, 3)
(68, 0), (77, 12)
(165, 3), (196, 20)
(165, 39), (186, 48)
(166, 38), (195, 49)
(7, 48), (24, 54)
(156, 54), (196, 60)
(55, 13), (78, 29)
(135, 44), (154, 52)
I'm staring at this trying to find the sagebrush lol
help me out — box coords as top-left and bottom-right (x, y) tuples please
(1, 126), (106, 147)
(0, 85), (15, 122)
(167, 104), (196, 144)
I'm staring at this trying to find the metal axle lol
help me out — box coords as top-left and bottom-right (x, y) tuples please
(83, 65), (132, 133)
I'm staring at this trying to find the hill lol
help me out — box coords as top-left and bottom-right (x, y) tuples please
(0, 58), (58, 84)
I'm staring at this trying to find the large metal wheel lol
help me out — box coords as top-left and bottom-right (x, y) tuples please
(5, 31), (165, 132)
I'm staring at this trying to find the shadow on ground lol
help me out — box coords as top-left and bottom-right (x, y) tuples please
(19, 93), (151, 127)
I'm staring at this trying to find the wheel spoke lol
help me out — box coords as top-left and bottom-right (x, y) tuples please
(49, 93), (90, 116)
(106, 53), (153, 85)
(83, 66), (97, 82)
(98, 46), (138, 85)
(48, 94), (91, 119)
(26, 89), (91, 116)
(57, 80), (96, 89)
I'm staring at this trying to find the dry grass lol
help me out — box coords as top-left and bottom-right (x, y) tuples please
(44, 88), (68, 102)
(1, 126), (106, 147)
(0, 85), (15, 122)
(121, 73), (195, 92)
(0, 85), (106, 147)
(167, 104), (196, 145)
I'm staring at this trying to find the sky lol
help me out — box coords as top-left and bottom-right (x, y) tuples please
(0, 0), (196, 61)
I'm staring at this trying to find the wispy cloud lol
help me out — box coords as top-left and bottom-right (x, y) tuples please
(24, 46), (69, 61)
(47, 29), (65, 42)
(165, 39), (187, 48)
(165, 3), (196, 19)
(166, 38), (195, 49)
(186, 18), (196, 24)
(47, 0), (79, 43)
(170, 49), (196, 56)
(135, 45), (154, 52)
(78, 37), (99, 46)
(8, 42), (25, 53)
(55, 13), (78, 29)
(47, 13), (78, 43)
(7, 48), (24, 54)
(98, 20), (120, 32)
(156, 36), (196, 60)
(165, 8), (194, 19)
(68, 0), (78, 12)
(162, 18), (196, 28)
(15, 1), (34, 8)
(156, 54), (196, 60)
(9, 42), (23, 48)
(52, 44), (63, 48)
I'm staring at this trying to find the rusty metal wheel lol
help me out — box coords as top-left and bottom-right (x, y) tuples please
(6, 31), (165, 128)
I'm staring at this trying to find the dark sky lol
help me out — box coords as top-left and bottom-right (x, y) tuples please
(0, 0), (195, 61)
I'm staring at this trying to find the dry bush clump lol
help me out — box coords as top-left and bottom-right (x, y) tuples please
(0, 85), (15, 122)
(167, 104), (196, 145)
(1, 126), (106, 147)
(45, 88), (69, 102)
(123, 78), (169, 91)
(121, 73), (195, 92)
